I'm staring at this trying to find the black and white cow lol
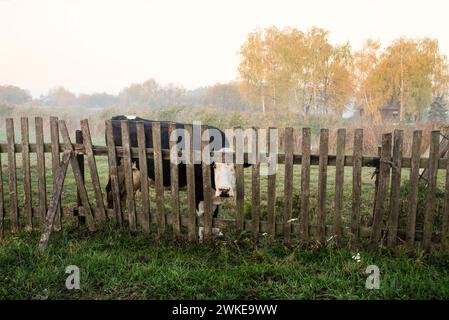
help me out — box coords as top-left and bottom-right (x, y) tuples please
(105, 115), (247, 237)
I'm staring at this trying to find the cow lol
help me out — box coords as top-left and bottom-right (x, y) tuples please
(105, 115), (249, 238)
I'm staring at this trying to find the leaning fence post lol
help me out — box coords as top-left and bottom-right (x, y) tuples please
(39, 150), (71, 253)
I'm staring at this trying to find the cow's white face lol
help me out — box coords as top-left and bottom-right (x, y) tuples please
(213, 162), (236, 198)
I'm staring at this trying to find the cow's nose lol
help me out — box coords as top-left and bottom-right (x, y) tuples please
(218, 187), (230, 197)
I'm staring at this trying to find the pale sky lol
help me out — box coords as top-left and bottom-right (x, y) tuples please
(1, 0), (449, 98)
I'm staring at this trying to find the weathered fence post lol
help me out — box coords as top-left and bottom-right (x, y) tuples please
(136, 121), (150, 233)
(370, 133), (392, 249)
(406, 130), (422, 250)
(351, 129), (363, 246)
(422, 131), (440, 251)
(266, 127), (277, 241)
(251, 127), (260, 239)
(35, 117), (47, 225)
(234, 126), (245, 232)
(317, 129), (329, 245)
(334, 128), (346, 245)
(201, 125), (213, 241)
(283, 127), (294, 244)
(120, 121), (137, 232)
(152, 122), (165, 236)
(387, 129), (404, 248)
(21, 117), (32, 231)
(300, 128), (311, 244)
(169, 123), (181, 237)
(50, 117), (62, 231)
(185, 124), (197, 242)
(6, 118), (18, 233)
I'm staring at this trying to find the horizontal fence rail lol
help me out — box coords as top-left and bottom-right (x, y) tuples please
(0, 116), (448, 251)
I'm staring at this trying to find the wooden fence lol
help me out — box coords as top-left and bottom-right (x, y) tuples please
(0, 117), (448, 251)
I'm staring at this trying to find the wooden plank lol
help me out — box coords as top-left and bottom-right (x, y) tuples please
(152, 122), (165, 236)
(300, 127), (311, 243)
(105, 120), (122, 226)
(234, 127), (245, 232)
(169, 123), (181, 237)
(59, 120), (96, 232)
(443, 134), (449, 250)
(283, 127), (294, 244)
(136, 121), (150, 233)
(370, 133), (392, 248)
(50, 117), (62, 231)
(422, 130), (440, 251)
(81, 119), (107, 223)
(251, 127), (260, 237)
(266, 127), (277, 240)
(334, 128), (346, 244)
(406, 130), (422, 249)
(185, 124), (197, 242)
(317, 128), (329, 245)
(6, 118), (18, 233)
(120, 121), (137, 232)
(35, 117), (47, 223)
(39, 150), (71, 253)
(21, 117), (32, 232)
(0, 151), (4, 236)
(201, 125), (213, 240)
(387, 129), (404, 248)
(351, 129), (363, 245)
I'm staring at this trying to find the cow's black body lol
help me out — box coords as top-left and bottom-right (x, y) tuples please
(107, 115), (231, 216)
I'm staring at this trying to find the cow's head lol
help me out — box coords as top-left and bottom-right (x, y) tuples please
(213, 162), (236, 198)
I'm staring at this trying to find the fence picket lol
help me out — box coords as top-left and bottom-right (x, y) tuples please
(317, 129), (329, 244)
(35, 117), (47, 224)
(201, 125), (213, 240)
(300, 128), (311, 244)
(266, 127), (277, 240)
(136, 122), (150, 233)
(50, 117), (62, 231)
(81, 119), (107, 223)
(334, 128), (346, 244)
(234, 127), (245, 232)
(283, 127), (294, 244)
(251, 127), (260, 238)
(422, 131), (440, 251)
(185, 124), (197, 242)
(387, 129), (404, 248)
(120, 121), (137, 231)
(21, 118), (32, 231)
(169, 123), (181, 237)
(370, 133), (392, 248)
(0, 150), (3, 236)
(406, 131), (422, 249)
(6, 119), (18, 233)
(351, 129), (363, 246)
(105, 120), (123, 227)
(152, 122), (165, 236)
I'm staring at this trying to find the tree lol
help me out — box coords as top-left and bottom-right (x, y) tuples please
(359, 37), (449, 121)
(43, 87), (77, 107)
(239, 26), (354, 116)
(427, 95), (448, 122)
(0, 85), (31, 105)
(205, 82), (247, 110)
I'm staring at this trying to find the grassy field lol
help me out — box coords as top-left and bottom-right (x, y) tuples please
(1, 153), (449, 299)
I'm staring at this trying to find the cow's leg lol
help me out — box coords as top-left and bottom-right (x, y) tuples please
(197, 202), (223, 240)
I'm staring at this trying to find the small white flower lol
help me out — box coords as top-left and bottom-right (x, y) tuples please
(262, 232), (268, 237)
(352, 252), (361, 263)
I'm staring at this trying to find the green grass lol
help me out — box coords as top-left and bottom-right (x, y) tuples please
(2, 153), (449, 299)
(1, 228), (449, 299)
